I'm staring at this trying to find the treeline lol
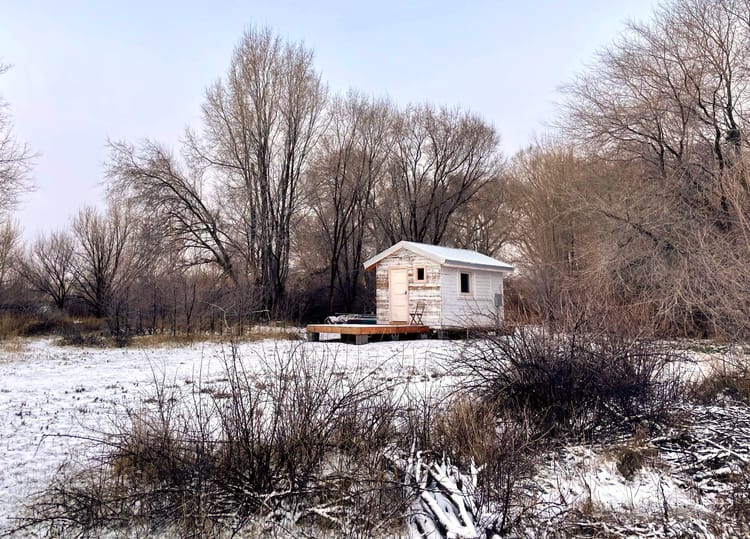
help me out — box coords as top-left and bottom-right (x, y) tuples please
(513, 0), (750, 338)
(1, 0), (748, 339)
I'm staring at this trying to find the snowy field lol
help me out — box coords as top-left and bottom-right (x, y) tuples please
(0, 337), (461, 534)
(0, 336), (748, 537)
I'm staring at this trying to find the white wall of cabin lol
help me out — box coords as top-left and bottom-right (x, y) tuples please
(439, 266), (506, 328)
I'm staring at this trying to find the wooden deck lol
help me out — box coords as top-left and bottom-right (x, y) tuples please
(306, 323), (430, 345)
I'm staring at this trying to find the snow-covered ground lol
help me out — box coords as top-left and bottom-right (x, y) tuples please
(0, 337), (464, 533)
(0, 336), (747, 537)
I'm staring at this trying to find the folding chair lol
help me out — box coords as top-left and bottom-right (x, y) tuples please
(409, 300), (425, 325)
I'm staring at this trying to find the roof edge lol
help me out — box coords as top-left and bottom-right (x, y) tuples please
(363, 241), (513, 272)
(364, 241), (449, 270)
(443, 262), (514, 272)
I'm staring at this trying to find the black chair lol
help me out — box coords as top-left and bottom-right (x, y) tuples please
(409, 300), (425, 325)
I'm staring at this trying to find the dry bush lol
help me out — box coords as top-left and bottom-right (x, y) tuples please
(694, 370), (750, 405)
(0, 312), (38, 339)
(18, 342), (550, 538)
(387, 391), (540, 537)
(612, 437), (659, 481)
(693, 351), (750, 404)
(729, 465), (750, 530)
(430, 396), (538, 533)
(21, 345), (408, 538)
(57, 317), (111, 346)
(457, 325), (686, 440)
(0, 310), (76, 340)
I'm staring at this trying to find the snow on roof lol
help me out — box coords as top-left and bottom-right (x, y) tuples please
(364, 241), (514, 271)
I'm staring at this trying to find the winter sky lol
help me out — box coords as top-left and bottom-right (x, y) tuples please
(1, 0), (656, 240)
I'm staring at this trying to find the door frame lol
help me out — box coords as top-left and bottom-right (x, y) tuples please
(388, 267), (410, 323)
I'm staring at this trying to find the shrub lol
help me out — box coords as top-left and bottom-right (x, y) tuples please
(434, 397), (538, 533)
(19, 341), (549, 538)
(456, 326), (686, 440)
(390, 392), (539, 537)
(614, 443), (658, 481)
(730, 465), (750, 529)
(693, 351), (750, 404)
(22, 344), (407, 538)
(0, 311), (62, 339)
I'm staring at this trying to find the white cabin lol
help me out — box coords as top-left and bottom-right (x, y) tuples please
(363, 241), (514, 328)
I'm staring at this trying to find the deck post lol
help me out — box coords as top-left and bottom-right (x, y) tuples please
(355, 334), (369, 345)
(307, 332), (319, 342)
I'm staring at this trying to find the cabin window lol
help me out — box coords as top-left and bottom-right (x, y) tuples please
(415, 266), (426, 282)
(459, 272), (471, 295)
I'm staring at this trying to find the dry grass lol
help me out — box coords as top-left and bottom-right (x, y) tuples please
(729, 465), (750, 528)
(392, 393), (540, 535)
(613, 444), (659, 481)
(18, 341), (544, 537)
(693, 354), (750, 404)
(0, 313), (56, 340)
(130, 328), (300, 348)
(0, 336), (30, 357)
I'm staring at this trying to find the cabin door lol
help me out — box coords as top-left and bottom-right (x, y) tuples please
(389, 268), (409, 323)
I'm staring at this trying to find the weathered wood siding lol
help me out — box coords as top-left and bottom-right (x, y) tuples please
(439, 266), (507, 328)
(375, 251), (442, 326)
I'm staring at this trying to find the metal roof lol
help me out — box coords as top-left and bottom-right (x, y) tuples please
(364, 241), (514, 271)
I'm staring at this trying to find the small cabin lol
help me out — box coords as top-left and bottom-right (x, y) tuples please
(363, 241), (514, 328)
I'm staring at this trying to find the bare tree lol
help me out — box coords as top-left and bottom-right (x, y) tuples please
(503, 142), (602, 319)
(107, 141), (237, 284)
(447, 173), (516, 257)
(306, 92), (393, 312)
(187, 27), (327, 314)
(71, 204), (141, 320)
(373, 103), (502, 246)
(23, 230), (75, 310)
(0, 219), (21, 292)
(0, 63), (34, 218)
(564, 0), (749, 214)
(560, 0), (750, 336)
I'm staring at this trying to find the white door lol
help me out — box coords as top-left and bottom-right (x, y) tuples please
(389, 269), (409, 322)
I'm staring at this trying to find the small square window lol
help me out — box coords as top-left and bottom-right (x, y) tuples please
(415, 267), (425, 282)
(460, 272), (471, 294)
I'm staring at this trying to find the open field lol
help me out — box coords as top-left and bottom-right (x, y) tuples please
(0, 335), (749, 537)
(0, 336), (459, 535)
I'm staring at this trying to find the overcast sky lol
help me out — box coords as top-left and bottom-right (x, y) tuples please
(1, 0), (656, 240)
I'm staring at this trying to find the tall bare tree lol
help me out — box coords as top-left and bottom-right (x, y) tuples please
(564, 0), (748, 213)
(306, 92), (393, 311)
(0, 63), (34, 218)
(187, 27), (327, 313)
(447, 173), (516, 257)
(561, 0), (750, 336)
(107, 141), (237, 284)
(23, 230), (75, 310)
(71, 204), (141, 320)
(0, 220), (21, 293)
(373, 103), (502, 246)
(504, 142), (601, 319)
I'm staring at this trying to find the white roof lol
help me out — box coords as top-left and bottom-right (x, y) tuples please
(364, 241), (514, 272)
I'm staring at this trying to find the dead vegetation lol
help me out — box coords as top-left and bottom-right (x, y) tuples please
(5, 321), (750, 538)
(11, 340), (546, 538)
(457, 325), (687, 440)
(693, 349), (750, 405)
(18, 344), (405, 537)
